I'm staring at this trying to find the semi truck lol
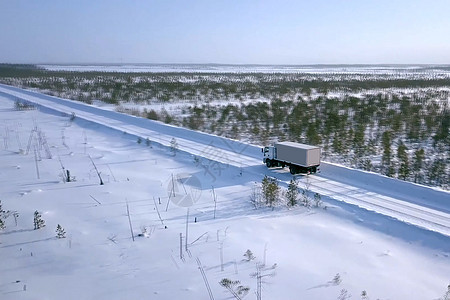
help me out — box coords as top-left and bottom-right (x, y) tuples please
(262, 142), (321, 174)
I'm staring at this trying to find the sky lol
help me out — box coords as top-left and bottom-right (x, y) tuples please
(1, 0), (449, 65)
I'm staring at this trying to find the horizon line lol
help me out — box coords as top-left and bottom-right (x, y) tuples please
(2, 62), (450, 67)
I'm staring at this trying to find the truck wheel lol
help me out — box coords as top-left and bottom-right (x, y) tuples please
(266, 159), (272, 168)
(289, 166), (296, 175)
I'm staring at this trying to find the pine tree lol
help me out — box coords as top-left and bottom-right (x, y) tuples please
(333, 273), (342, 285)
(412, 148), (425, 183)
(0, 200), (8, 216)
(261, 176), (280, 208)
(332, 131), (344, 155)
(265, 178), (280, 208)
(33, 210), (45, 230)
(0, 200), (9, 230)
(442, 284), (450, 300)
(243, 249), (255, 261)
(286, 179), (298, 207)
(381, 131), (394, 176)
(433, 108), (449, 146)
(338, 288), (351, 300)
(56, 224), (66, 238)
(361, 158), (373, 171)
(306, 122), (321, 145)
(353, 124), (366, 158)
(397, 141), (410, 180)
(146, 109), (159, 120)
(428, 158), (446, 186)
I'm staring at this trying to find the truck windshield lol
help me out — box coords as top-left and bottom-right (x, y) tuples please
(263, 147), (269, 153)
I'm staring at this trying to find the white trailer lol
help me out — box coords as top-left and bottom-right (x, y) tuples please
(262, 142), (321, 174)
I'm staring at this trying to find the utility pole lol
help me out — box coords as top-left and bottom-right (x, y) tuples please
(126, 201), (134, 242)
(33, 146), (40, 179)
(212, 186), (217, 219)
(185, 208), (190, 251)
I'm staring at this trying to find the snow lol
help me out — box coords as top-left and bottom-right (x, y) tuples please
(1, 87), (450, 300)
(2, 84), (449, 236)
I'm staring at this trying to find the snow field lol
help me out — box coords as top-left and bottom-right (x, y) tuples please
(0, 96), (449, 300)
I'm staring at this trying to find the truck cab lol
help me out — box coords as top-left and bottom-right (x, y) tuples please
(262, 146), (275, 162)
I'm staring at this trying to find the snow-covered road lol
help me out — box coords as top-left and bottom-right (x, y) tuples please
(1, 84), (449, 237)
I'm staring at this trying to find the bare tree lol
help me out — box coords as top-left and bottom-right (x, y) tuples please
(170, 138), (179, 156)
(301, 177), (312, 207)
(250, 262), (277, 300)
(249, 183), (262, 209)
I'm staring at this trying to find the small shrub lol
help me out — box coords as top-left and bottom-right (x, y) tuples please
(314, 193), (322, 208)
(33, 210), (45, 230)
(243, 249), (255, 261)
(56, 224), (66, 238)
(332, 273), (342, 285)
(219, 278), (250, 299)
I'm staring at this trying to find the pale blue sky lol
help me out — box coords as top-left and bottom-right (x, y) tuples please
(1, 0), (449, 64)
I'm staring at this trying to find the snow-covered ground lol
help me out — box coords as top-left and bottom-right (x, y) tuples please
(1, 87), (449, 299)
(2, 84), (449, 237)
